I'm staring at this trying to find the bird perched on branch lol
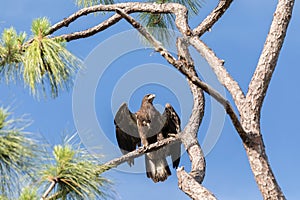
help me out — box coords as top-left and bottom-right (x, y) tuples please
(114, 94), (181, 182)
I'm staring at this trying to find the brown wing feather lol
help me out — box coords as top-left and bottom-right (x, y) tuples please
(114, 103), (141, 166)
(162, 103), (181, 169)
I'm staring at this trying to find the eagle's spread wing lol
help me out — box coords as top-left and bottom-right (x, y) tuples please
(162, 103), (181, 169)
(114, 103), (141, 166)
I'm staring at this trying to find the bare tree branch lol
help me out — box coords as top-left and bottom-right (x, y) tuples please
(193, 0), (233, 36)
(58, 13), (124, 42)
(102, 136), (180, 168)
(177, 37), (206, 184)
(115, 8), (178, 64)
(189, 37), (246, 111)
(48, 2), (190, 37)
(177, 167), (217, 200)
(237, 1), (294, 199)
(245, 0), (294, 117)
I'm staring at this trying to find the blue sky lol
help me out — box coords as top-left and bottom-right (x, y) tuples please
(1, 0), (300, 199)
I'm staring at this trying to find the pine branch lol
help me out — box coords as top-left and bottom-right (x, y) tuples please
(245, 0), (294, 116)
(193, 0), (233, 36)
(102, 136), (180, 168)
(58, 13), (124, 42)
(176, 37), (206, 184)
(189, 37), (246, 112)
(177, 167), (217, 200)
(44, 2), (191, 41)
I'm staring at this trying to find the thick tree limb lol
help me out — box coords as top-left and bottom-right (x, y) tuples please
(190, 0), (245, 111)
(189, 37), (246, 112)
(245, 0), (294, 117)
(193, 0), (233, 36)
(177, 167), (217, 200)
(238, 1), (294, 199)
(177, 37), (206, 184)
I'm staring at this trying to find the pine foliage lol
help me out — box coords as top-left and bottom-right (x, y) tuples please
(75, 0), (114, 7)
(0, 108), (39, 198)
(0, 18), (81, 98)
(139, 0), (202, 44)
(40, 136), (112, 199)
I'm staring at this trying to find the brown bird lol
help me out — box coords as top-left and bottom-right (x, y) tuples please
(114, 94), (181, 182)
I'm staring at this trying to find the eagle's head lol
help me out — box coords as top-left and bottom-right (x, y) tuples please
(144, 94), (156, 104)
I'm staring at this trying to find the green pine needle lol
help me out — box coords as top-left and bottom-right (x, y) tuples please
(0, 27), (26, 82)
(18, 188), (38, 200)
(40, 138), (112, 199)
(31, 18), (51, 37)
(139, 12), (175, 46)
(23, 38), (81, 97)
(0, 18), (81, 98)
(23, 18), (82, 98)
(0, 107), (40, 198)
(75, 0), (114, 8)
(139, 0), (203, 44)
(173, 0), (203, 16)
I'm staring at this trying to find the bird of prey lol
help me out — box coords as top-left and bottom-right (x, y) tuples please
(114, 94), (181, 182)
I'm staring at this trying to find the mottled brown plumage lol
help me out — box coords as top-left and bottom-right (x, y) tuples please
(114, 94), (181, 182)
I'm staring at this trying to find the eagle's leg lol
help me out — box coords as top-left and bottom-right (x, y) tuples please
(141, 135), (149, 146)
(137, 119), (150, 146)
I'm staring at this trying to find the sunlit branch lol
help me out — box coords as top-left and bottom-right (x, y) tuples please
(189, 37), (246, 111)
(58, 13), (124, 42)
(102, 136), (180, 168)
(47, 2), (190, 37)
(177, 167), (217, 200)
(245, 0), (294, 115)
(193, 0), (233, 36)
(176, 37), (206, 184)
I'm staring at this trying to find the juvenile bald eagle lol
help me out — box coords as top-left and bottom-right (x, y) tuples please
(114, 94), (181, 182)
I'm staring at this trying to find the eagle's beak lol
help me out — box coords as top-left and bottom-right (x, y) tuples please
(148, 94), (156, 101)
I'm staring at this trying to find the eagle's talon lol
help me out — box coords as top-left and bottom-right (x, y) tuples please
(143, 144), (147, 149)
(168, 133), (177, 138)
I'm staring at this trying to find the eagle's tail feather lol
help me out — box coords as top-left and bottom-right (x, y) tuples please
(145, 154), (171, 183)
